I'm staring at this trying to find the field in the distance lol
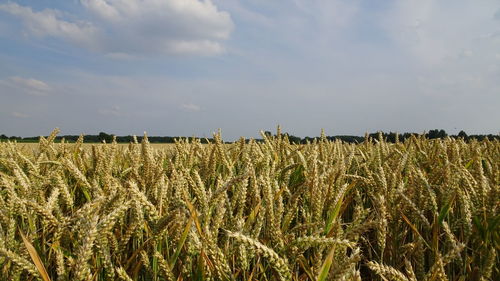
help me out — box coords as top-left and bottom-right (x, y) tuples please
(13, 142), (177, 150)
(0, 130), (498, 281)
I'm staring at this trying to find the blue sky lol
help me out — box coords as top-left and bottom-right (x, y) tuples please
(1, 0), (499, 139)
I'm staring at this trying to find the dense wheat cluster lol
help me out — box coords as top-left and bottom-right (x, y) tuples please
(0, 128), (498, 281)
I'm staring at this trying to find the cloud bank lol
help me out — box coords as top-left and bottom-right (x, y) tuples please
(0, 0), (233, 56)
(0, 76), (51, 96)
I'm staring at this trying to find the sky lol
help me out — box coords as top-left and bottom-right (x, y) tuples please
(0, 0), (499, 139)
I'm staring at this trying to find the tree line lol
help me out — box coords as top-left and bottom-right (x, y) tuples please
(0, 132), (214, 144)
(1, 129), (498, 144)
(265, 129), (498, 144)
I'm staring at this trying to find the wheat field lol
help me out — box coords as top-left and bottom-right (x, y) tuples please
(0, 128), (498, 281)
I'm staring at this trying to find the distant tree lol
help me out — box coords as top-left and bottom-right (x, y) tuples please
(458, 130), (468, 139)
(98, 132), (114, 143)
(286, 134), (302, 144)
(386, 132), (397, 143)
(124, 135), (134, 143)
(0, 134), (7, 140)
(427, 129), (438, 139)
(438, 129), (447, 138)
(427, 129), (447, 139)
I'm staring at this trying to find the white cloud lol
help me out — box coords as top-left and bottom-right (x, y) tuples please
(180, 103), (201, 112)
(381, 0), (500, 65)
(0, 76), (51, 96)
(0, 1), (233, 56)
(11, 112), (30, 118)
(457, 49), (473, 59)
(0, 3), (99, 49)
(98, 105), (121, 116)
(81, 0), (121, 22)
